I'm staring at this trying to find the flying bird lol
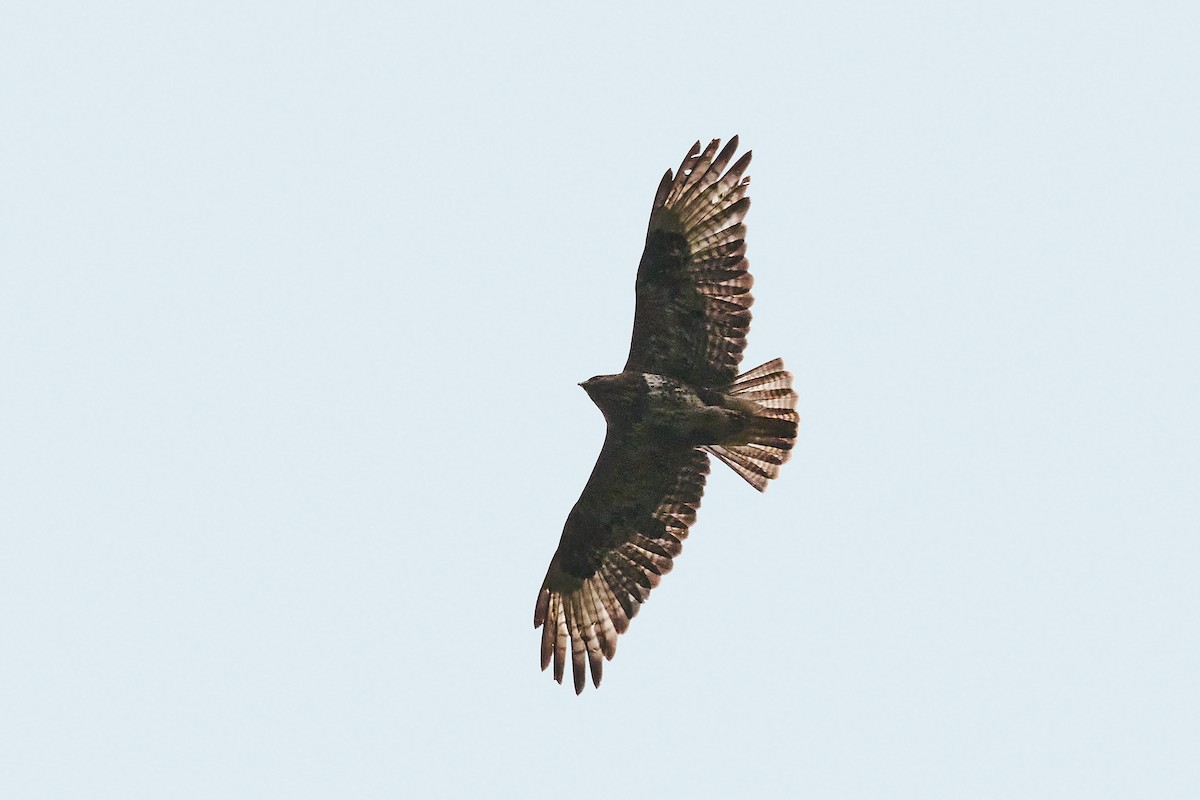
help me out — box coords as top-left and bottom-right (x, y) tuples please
(534, 137), (799, 693)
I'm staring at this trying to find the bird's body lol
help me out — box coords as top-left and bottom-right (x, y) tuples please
(535, 138), (799, 693)
(584, 370), (787, 453)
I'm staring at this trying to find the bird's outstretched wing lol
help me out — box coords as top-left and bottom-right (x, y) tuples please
(624, 137), (754, 388)
(534, 438), (710, 693)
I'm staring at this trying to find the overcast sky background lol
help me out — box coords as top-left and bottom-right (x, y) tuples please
(3, 2), (1198, 798)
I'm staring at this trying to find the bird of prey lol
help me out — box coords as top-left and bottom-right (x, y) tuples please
(534, 138), (799, 693)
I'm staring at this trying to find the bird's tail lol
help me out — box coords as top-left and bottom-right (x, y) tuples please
(705, 358), (799, 491)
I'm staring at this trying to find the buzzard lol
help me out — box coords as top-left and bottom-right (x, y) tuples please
(534, 137), (799, 693)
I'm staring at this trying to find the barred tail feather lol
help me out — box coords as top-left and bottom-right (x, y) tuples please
(706, 358), (799, 491)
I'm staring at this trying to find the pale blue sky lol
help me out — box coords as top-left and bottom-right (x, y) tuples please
(3, 2), (1198, 797)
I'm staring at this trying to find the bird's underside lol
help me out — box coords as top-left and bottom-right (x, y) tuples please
(534, 138), (799, 693)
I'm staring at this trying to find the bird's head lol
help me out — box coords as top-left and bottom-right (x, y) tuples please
(579, 373), (637, 418)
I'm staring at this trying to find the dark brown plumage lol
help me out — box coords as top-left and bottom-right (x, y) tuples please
(534, 138), (799, 693)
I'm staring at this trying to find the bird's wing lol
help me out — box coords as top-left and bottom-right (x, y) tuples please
(534, 436), (710, 693)
(624, 137), (754, 388)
